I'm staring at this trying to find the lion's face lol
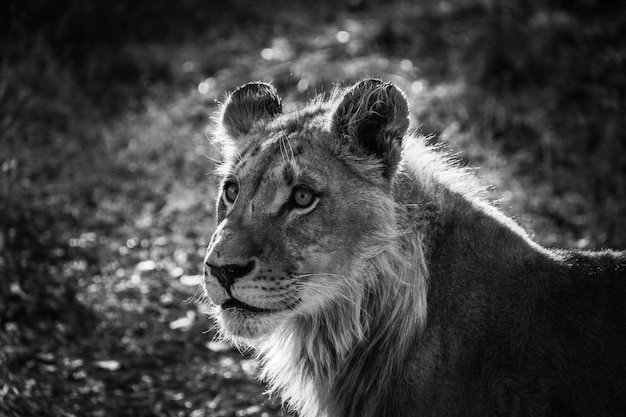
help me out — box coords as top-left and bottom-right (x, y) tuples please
(204, 128), (387, 339)
(204, 80), (408, 341)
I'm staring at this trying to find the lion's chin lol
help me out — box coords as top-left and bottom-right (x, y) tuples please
(218, 306), (288, 340)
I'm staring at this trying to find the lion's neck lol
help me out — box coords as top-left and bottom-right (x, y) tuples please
(256, 233), (429, 417)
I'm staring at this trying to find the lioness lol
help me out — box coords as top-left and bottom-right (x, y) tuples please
(203, 78), (626, 417)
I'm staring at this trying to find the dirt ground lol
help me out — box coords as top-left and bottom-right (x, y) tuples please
(1, 0), (625, 415)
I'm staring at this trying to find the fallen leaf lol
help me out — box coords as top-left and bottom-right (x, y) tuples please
(95, 360), (121, 371)
(169, 311), (196, 330)
(169, 266), (185, 278)
(180, 274), (202, 286)
(206, 341), (232, 353)
(135, 260), (156, 272)
(236, 405), (262, 416)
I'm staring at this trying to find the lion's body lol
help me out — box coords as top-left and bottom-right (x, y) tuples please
(411, 190), (626, 416)
(203, 79), (626, 417)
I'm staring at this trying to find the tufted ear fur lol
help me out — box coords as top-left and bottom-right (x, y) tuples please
(220, 82), (282, 138)
(332, 78), (410, 179)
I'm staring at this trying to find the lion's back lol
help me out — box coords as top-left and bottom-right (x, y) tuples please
(545, 249), (626, 416)
(416, 204), (626, 416)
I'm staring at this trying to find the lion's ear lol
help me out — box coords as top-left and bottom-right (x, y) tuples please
(332, 78), (410, 179)
(220, 82), (282, 138)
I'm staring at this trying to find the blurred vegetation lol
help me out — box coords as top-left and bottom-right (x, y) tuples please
(1, 0), (625, 415)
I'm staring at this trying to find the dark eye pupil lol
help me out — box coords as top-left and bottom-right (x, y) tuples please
(294, 188), (312, 207)
(225, 183), (238, 202)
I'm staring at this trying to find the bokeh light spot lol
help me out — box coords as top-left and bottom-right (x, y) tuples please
(261, 48), (274, 60)
(182, 61), (197, 73)
(296, 78), (310, 93)
(400, 59), (414, 72)
(198, 78), (215, 95)
(198, 82), (209, 95)
(411, 80), (425, 94)
(336, 31), (350, 43)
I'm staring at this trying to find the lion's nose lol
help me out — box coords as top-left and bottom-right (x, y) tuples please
(206, 260), (256, 289)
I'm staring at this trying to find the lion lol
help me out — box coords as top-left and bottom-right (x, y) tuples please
(202, 78), (626, 417)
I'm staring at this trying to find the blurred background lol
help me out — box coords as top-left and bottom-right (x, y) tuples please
(0, 0), (624, 415)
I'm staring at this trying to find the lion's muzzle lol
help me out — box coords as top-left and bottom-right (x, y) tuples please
(206, 260), (256, 291)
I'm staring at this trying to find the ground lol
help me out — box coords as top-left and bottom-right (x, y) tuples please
(1, 0), (625, 416)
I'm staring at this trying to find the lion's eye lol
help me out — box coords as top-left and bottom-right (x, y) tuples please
(291, 187), (315, 209)
(224, 182), (239, 204)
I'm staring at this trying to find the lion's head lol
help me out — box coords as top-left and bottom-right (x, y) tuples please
(203, 79), (415, 345)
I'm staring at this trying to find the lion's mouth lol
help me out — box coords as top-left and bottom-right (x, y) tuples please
(221, 298), (275, 313)
(220, 298), (301, 313)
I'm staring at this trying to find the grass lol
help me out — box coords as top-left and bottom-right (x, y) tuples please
(1, 0), (625, 415)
